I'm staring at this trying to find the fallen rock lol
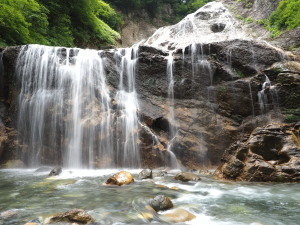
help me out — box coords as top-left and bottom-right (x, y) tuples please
(138, 169), (153, 179)
(105, 171), (134, 186)
(149, 195), (173, 212)
(174, 172), (201, 182)
(48, 167), (62, 176)
(160, 208), (196, 223)
(44, 208), (94, 224)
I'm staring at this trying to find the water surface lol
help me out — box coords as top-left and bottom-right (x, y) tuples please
(0, 169), (299, 225)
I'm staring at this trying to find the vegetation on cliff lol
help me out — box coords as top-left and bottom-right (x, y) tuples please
(0, 0), (122, 48)
(106, 0), (212, 21)
(262, 0), (300, 37)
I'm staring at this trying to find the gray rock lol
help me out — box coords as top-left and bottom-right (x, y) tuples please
(138, 169), (153, 179)
(48, 167), (62, 176)
(174, 172), (201, 182)
(149, 195), (173, 212)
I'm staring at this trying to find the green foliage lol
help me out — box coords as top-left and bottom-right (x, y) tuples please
(0, 0), (48, 46)
(267, 0), (300, 37)
(283, 108), (300, 123)
(0, 0), (122, 48)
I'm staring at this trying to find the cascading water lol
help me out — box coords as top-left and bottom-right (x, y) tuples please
(144, 2), (249, 51)
(114, 46), (141, 168)
(16, 44), (141, 168)
(258, 75), (279, 114)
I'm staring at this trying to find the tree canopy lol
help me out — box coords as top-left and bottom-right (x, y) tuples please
(0, 0), (122, 47)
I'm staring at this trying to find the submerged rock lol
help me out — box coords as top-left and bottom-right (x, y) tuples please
(149, 195), (173, 212)
(0, 209), (18, 219)
(215, 124), (300, 182)
(44, 208), (94, 224)
(105, 171), (134, 186)
(138, 169), (153, 179)
(174, 172), (201, 182)
(24, 219), (41, 225)
(48, 167), (62, 176)
(160, 208), (196, 223)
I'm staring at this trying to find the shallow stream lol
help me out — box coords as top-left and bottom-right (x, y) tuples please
(0, 169), (299, 225)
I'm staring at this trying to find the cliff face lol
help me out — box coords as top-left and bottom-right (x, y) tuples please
(0, 2), (299, 177)
(1, 39), (299, 170)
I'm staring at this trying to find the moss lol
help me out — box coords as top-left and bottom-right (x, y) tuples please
(283, 108), (300, 123)
(233, 68), (246, 78)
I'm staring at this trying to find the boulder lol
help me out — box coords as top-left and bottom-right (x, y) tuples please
(105, 171), (134, 186)
(149, 195), (173, 212)
(174, 172), (201, 182)
(138, 169), (153, 179)
(160, 208), (196, 223)
(215, 124), (300, 182)
(44, 208), (94, 224)
(48, 167), (62, 176)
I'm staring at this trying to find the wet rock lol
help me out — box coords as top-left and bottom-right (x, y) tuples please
(138, 169), (153, 179)
(1, 160), (24, 168)
(174, 172), (201, 182)
(211, 23), (226, 33)
(149, 195), (173, 212)
(160, 208), (196, 223)
(215, 124), (300, 182)
(0, 210), (18, 219)
(48, 167), (62, 176)
(105, 171), (134, 186)
(44, 208), (94, 224)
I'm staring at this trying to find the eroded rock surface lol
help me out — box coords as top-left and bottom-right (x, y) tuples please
(215, 123), (300, 182)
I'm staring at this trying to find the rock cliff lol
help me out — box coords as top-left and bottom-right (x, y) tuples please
(0, 2), (299, 180)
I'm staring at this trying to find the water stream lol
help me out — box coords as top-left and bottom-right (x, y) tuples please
(0, 169), (299, 225)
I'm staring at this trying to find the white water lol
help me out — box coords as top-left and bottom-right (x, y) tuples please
(144, 1), (249, 51)
(114, 46), (141, 168)
(17, 44), (141, 168)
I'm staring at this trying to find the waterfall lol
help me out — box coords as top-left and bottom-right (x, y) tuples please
(16, 44), (141, 168)
(114, 46), (141, 168)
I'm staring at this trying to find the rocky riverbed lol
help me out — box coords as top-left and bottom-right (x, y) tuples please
(0, 168), (299, 225)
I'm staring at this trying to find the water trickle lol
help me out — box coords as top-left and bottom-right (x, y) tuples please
(17, 44), (141, 168)
(166, 51), (180, 169)
(258, 75), (279, 114)
(248, 80), (255, 118)
(167, 51), (176, 137)
(0, 51), (4, 98)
